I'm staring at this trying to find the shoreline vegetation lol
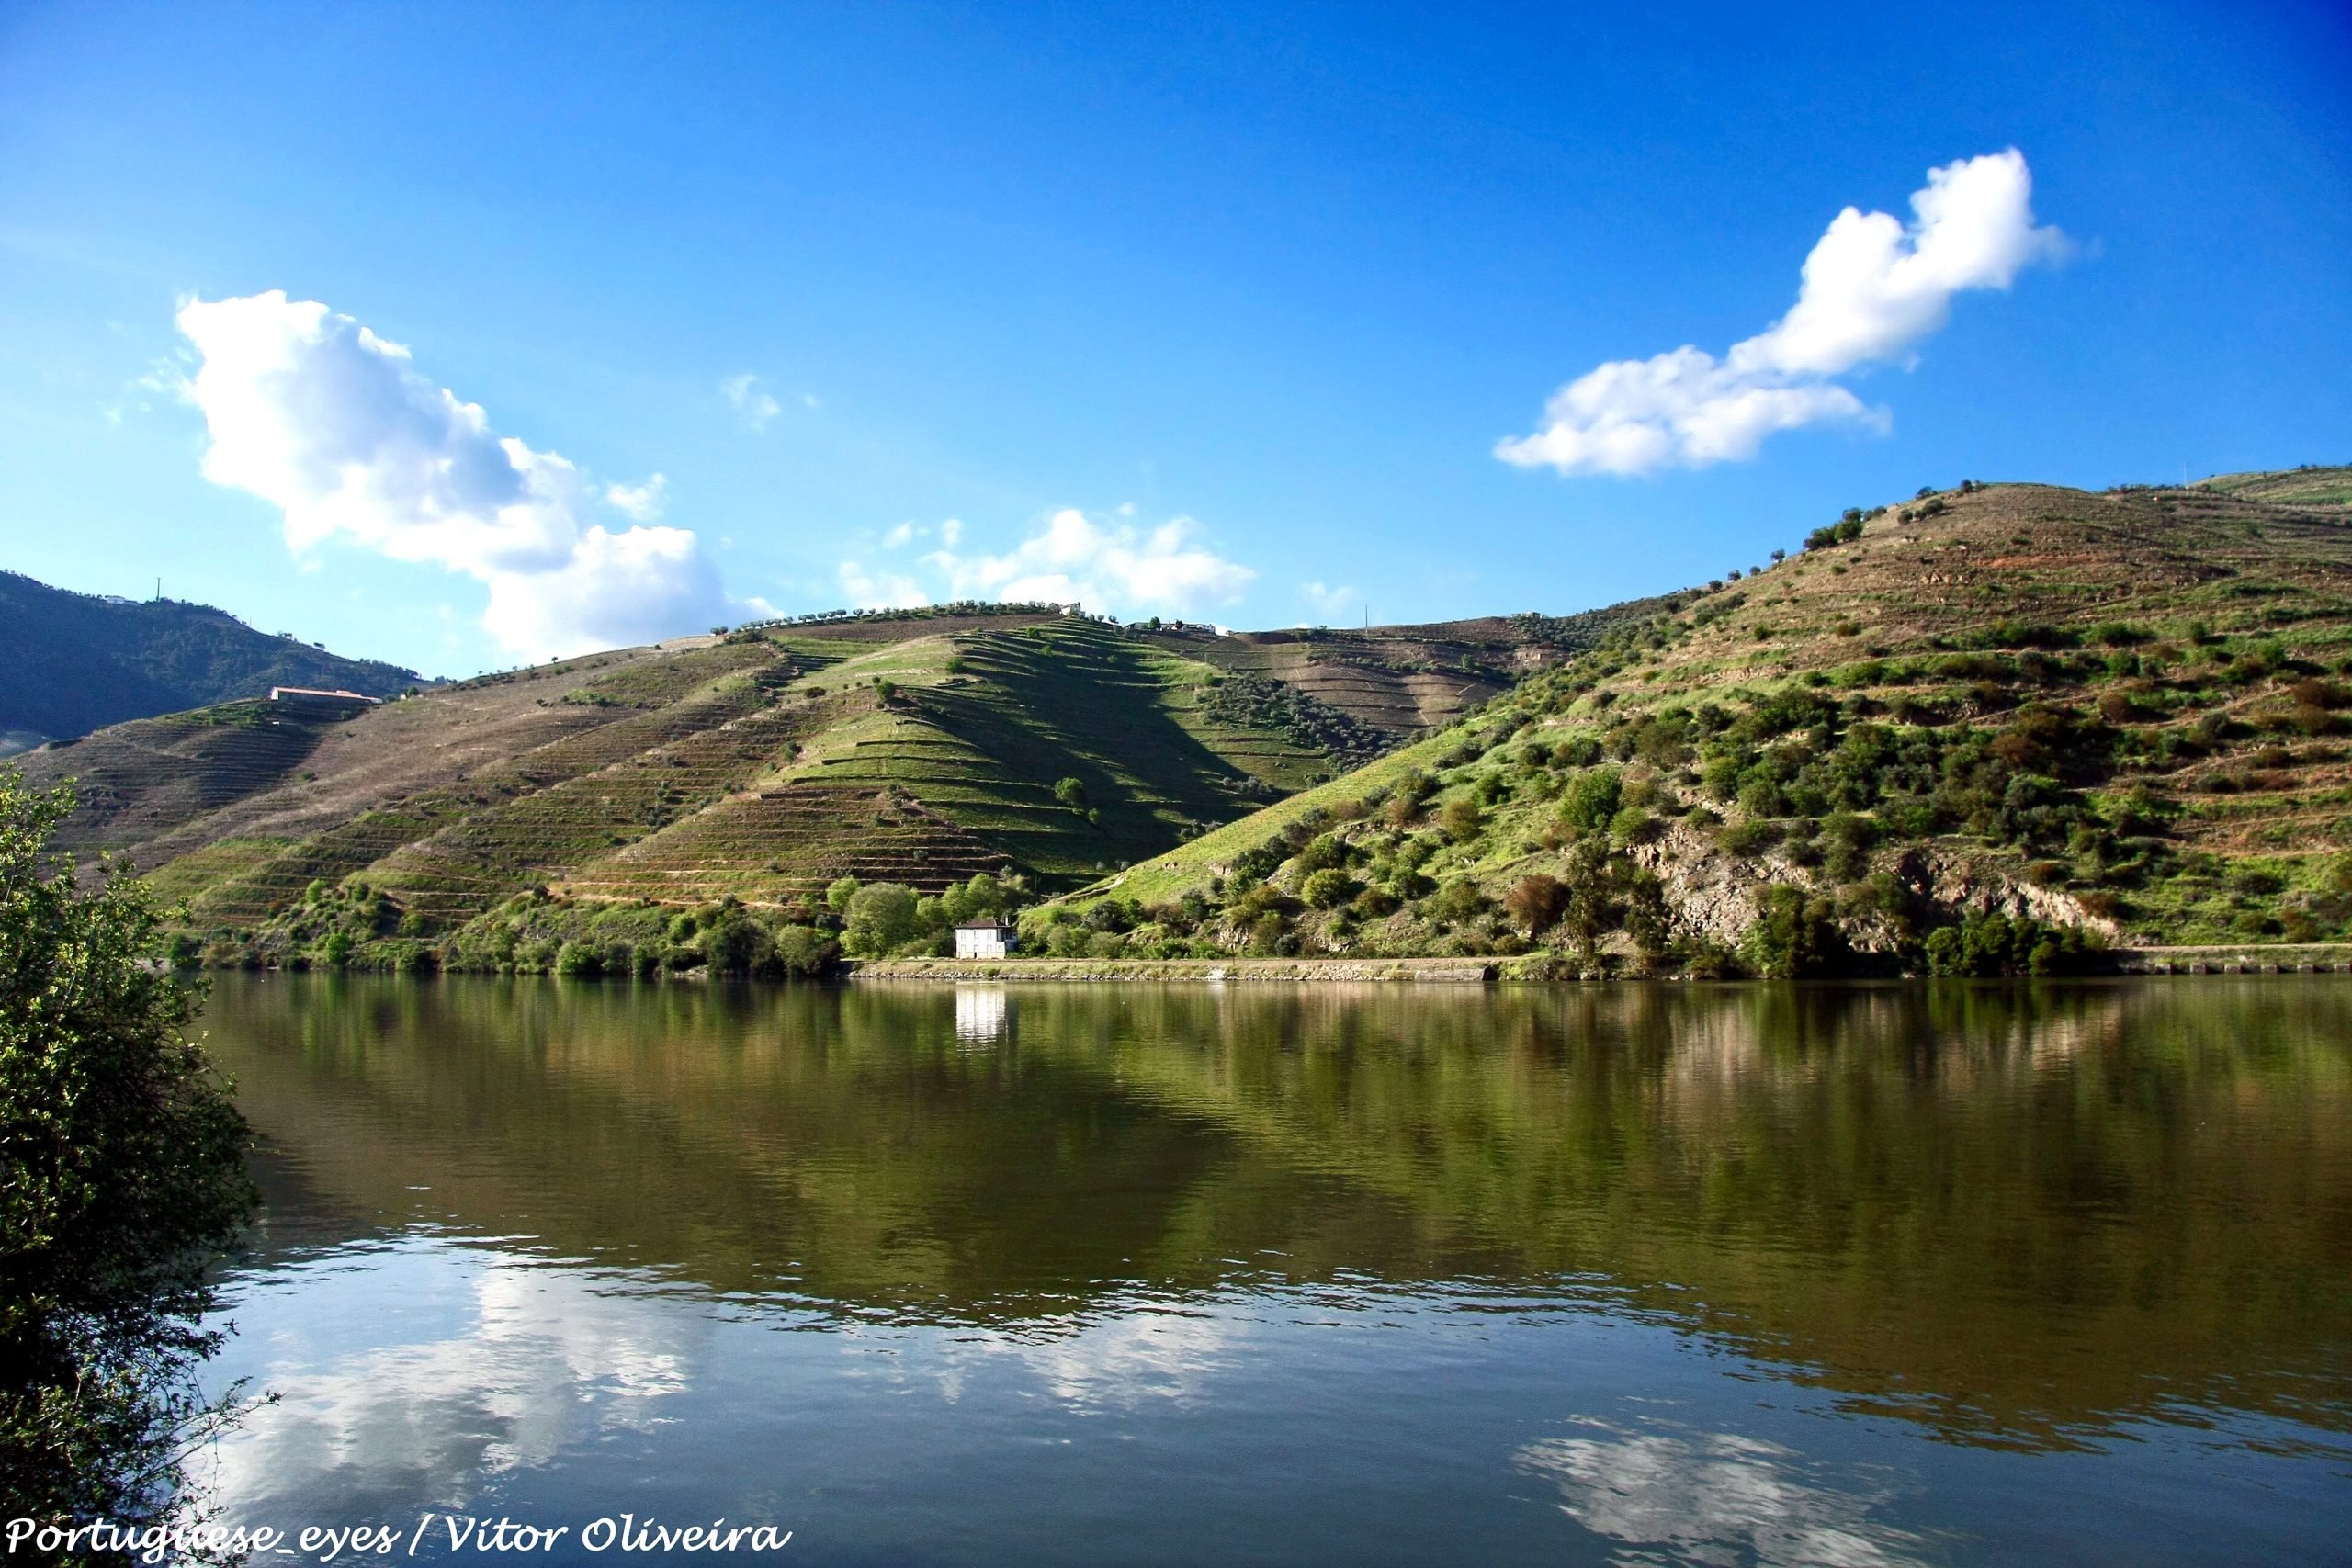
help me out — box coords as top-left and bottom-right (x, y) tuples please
(0, 773), (256, 1546)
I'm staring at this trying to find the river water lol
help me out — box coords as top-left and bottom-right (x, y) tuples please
(189, 976), (2352, 1564)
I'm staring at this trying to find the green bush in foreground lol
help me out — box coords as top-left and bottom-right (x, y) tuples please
(0, 768), (256, 1541)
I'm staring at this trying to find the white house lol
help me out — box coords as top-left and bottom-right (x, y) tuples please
(954, 920), (1018, 959)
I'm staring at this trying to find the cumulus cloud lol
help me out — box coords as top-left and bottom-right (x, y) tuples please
(605, 473), (667, 521)
(1497, 150), (2066, 477)
(721, 372), (783, 430)
(176, 292), (733, 660)
(839, 559), (929, 611)
(918, 508), (1253, 616)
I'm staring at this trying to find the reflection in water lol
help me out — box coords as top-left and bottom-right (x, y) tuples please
(197, 1242), (698, 1516)
(194, 976), (2352, 1563)
(954, 984), (1009, 1045)
(1516, 1422), (1925, 1568)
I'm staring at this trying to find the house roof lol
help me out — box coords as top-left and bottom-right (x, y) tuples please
(954, 919), (1016, 931)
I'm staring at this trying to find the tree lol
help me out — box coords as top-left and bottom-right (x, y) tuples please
(1559, 767), (1623, 835)
(0, 769), (256, 1531)
(1054, 776), (1088, 810)
(704, 915), (772, 975)
(825, 875), (862, 913)
(1557, 839), (1623, 962)
(1740, 884), (1848, 978)
(1622, 870), (1674, 966)
(842, 882), (921, 957)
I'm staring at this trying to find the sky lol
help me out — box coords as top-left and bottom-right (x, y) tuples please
(0, 1), (2346, 678)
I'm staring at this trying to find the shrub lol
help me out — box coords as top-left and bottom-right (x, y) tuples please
(1923, 913), (2100, 976)
(1504, 874), (1567, 934)
(0, 771), (256, 1528)
(1441, 797), (1485, 842)
(554, 940), (604, 977)
(1433, 878), (1489, 921)
(1296, 834), (1349, 874)
(1054, 776), (1088, 809)
(1559, 767), (1623, 834)
(1739, 885), (1847, 978)
(1301, 868), (1358, 909)
(1608, 807), (1658, 846)
(705, 916), (772, 975)
(1248, 911), (1288, 955)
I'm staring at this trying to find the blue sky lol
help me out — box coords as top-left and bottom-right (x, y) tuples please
(1, 1), (2346, 677)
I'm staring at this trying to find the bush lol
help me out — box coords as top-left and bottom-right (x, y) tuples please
(0, 771), (257, 1529)
(1739, 885), (1848, 978)
(1296, 834), (1349, 874)
(1608, 806), (1658, 847)
(1054, 776), (1088, 809)
(1923, 913), (2101, 976)
(1504, 874), (1567, 934)
(1301, 868), (1358, 909)
(1441, 797), (1485, 842)
(1559, 767), (1623, 834)
(1433, 878), (1488, 921)
(554, 939), (604, 976)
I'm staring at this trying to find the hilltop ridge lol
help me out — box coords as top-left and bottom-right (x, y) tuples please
(0, 570), (422, 754)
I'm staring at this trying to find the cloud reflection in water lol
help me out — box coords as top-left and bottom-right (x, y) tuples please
(1515, 1419), (1927, 1567)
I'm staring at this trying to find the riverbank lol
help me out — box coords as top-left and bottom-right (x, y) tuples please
(849, 946), (2352, 982)
(848, 956), (1505, 983)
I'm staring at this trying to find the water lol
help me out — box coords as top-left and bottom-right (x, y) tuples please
(190, 976), (2352, 1564)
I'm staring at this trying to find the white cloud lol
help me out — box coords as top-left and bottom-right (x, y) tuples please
(1299, 580), (1362, 622)
(175, 291), (732, 660)
(839, 559), (929, 611)
(1498, 150), (2066, 477)
(721, 372), (783, 431)
(605, 472), (667, 521)
(881, 520), (920, 549)
(919, 508), (1253, 616)
(939, 516), (964, 547)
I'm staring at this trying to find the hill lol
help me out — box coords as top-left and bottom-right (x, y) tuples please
(0, 570), (422, 754)
(14, 600), (1630, 969)
(1046, 468), (2352, 973)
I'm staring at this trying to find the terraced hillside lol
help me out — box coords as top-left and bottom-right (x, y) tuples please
(1139, 604), (1662, 737)
(17, 603), (1594, 964)
(1052, 469), (2352, 970)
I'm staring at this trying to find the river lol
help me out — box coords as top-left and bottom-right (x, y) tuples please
(189, 976), (2352, 1564)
